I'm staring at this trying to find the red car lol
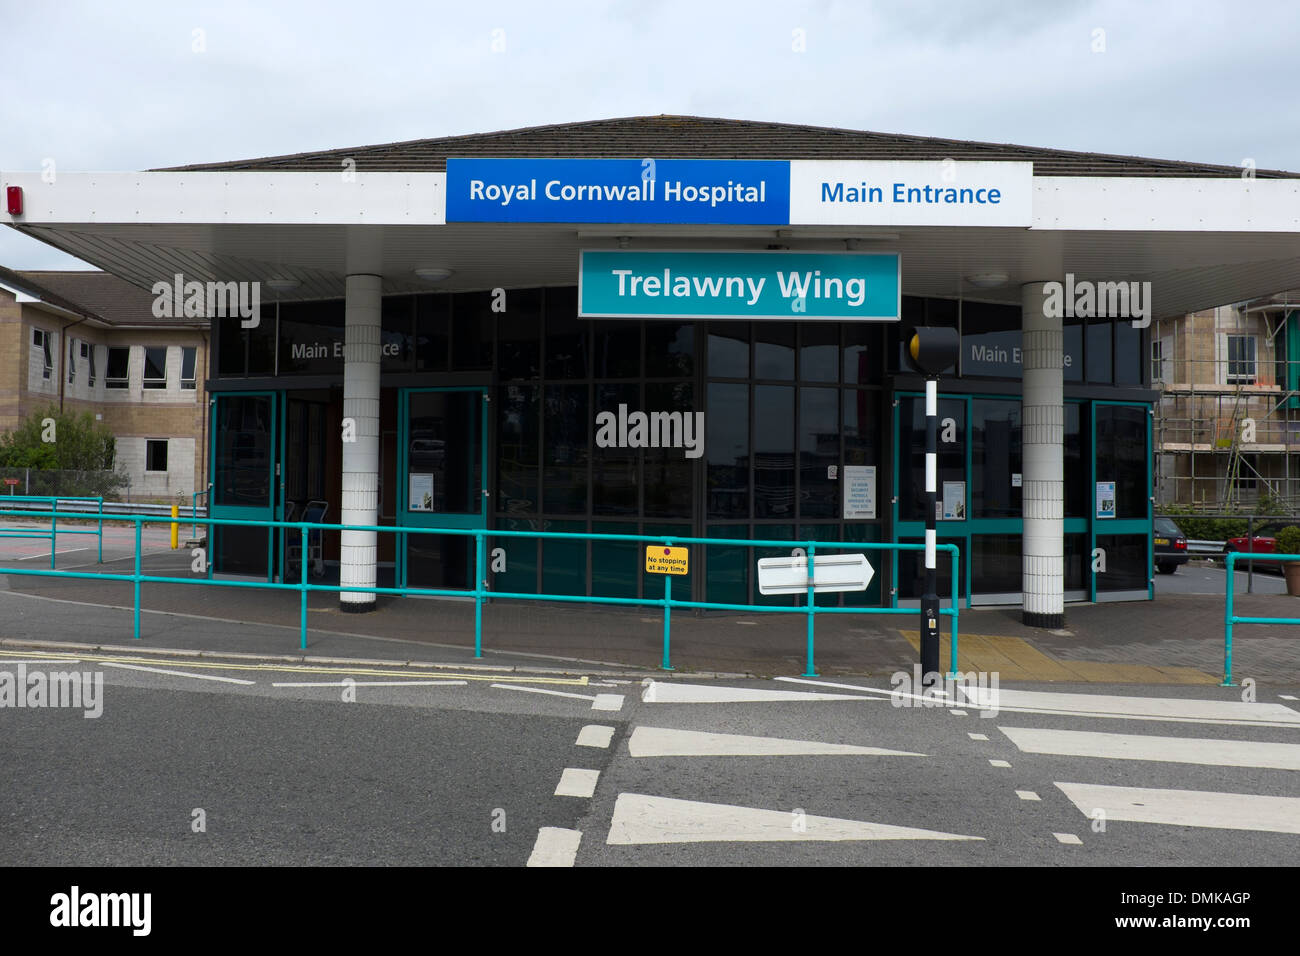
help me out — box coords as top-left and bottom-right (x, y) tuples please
(1224, 522), (1299, 565)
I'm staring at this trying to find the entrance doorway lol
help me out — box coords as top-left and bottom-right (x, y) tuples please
(396, 387), (488, 591)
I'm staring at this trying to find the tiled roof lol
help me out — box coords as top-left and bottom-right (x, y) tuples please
(0, 267), (205, 328)
(157, 114), (1300, 178)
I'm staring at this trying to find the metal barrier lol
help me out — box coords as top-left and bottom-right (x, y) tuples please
(1223, 550), (1300, 687)
(0, 495), (103, 567)
(0, 508), (960, 676)
(191, 485), (211, 541)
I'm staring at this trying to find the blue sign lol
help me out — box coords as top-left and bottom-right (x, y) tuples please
(579, 250), (900, 321)
(446, 158), (790, 224)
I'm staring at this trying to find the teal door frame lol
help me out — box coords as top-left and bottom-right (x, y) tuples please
(892, 390), (1134, 608)
(208, 390), (281, 582)
(395, 386), (490, 590)
(1089, 399), (1154, 601)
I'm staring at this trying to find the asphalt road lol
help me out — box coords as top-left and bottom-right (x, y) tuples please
(1155, 561), (1286, 595)
(2, 647), (1298, 867)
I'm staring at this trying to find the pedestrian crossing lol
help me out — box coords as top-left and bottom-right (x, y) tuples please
(572, 678), (1300, 863)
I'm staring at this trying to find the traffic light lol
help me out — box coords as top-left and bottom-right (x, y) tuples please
(907, 327), (960, 376)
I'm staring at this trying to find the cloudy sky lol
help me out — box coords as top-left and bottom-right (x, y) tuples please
(3, 0), (1297, 268)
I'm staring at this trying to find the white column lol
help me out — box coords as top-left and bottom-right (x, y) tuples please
(340, 273), (381, 611)
(1021, 282), (1065, 628)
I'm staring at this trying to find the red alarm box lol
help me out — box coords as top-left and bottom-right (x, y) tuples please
(6, 186), (22, 216)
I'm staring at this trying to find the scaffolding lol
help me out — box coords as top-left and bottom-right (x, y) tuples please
(1153, 294), (1300, 512)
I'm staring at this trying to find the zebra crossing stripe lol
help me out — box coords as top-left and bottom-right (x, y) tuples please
(1056, 782), (1300, 834)
(1001, 725), (1300, 770)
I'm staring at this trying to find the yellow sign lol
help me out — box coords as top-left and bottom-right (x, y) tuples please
(645, 546), (689, 575)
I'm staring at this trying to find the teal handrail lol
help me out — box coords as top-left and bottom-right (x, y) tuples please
(1223, 550), (1300, 686)
(0, 507), (960, 676)
(0, 495), (103, 567)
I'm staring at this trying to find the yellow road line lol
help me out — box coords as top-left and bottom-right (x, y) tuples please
(0, 648), (589, 686)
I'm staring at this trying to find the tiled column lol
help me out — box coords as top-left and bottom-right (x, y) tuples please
(340, 273), (381, 611)
(1021, 281), (1065, 628)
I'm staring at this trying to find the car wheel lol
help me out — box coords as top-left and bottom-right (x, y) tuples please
(1157, 561), (1177, 575)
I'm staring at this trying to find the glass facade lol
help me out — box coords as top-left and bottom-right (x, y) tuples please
(209, 284), (1152, 608)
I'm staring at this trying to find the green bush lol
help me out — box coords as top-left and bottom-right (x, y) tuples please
(1274, 526), (1300, 555)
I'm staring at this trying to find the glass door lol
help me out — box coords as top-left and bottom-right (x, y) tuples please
(210, 392), (279, 579)
(397, 388), (488, 591)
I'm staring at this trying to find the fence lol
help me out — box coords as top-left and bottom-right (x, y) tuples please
(0, 467), (128, 499)
(0, 507), (961, 677)
(0, 496), (104, 566)
(1223, 550), (1300, 686)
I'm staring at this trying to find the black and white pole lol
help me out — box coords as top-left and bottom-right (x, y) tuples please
(907, 328), (959, 688)
(921, 375), (940, 685)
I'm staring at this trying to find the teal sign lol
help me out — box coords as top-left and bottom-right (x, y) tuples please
(578, 250), (900, 321)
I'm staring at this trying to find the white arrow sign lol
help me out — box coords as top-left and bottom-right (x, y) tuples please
(756, 553), (874, 595)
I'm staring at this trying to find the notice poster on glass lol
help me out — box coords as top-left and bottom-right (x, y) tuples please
(942, 481), (966, 520)
(1095, 481), (1116, 519)
(409, 473), (434, 512)
(842, 465), (876, 519)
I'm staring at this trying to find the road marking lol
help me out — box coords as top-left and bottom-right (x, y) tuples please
(627, 726), (924, 758)
(989, 759), (1011, 768)
(555, 768), (600, 798)
(0, 659), (82, 666)
(16, 548), (88, 561)
(606, 793), (984, 845)
(0, 648), (587, 685)
(491, 684), (595, 702)
(526, 827), (583, 867)
(1016, 790), (1041, 801)
(950, 709), (967, 716)
(592, 694), (624, 712)
(1281, 695), (1298, 701)
(272, 680), (468, 688)
(1054, 832), (1083, 845)
(960, 686), (1300, 728)
(1056, 782), (1300, 834)
(643, 681), (871, 704)
(1000, 725), (1300, 771)
(968, 733), (989, 741)
(576, 725), (615, 749)
(100, 661), (255, 685)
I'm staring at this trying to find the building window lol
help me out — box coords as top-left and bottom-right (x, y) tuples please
(106, 347), (130, 389)
(143, 347), (168, 389)
(1226, 335), (1257, 384)
(181, 346), (197, 389)
(33, 329), (53, 379)
(67, 337), (77, 383)
(145, 440), (168, 473)
(82, 342), (95, 387)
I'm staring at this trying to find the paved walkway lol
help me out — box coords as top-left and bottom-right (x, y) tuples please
(1, 549), (1297, 683)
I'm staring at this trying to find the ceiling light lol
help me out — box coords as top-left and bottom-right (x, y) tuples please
(414, 267), (453, 282)
(966, 273), (1009, 289)
(265, 277), (300, 293)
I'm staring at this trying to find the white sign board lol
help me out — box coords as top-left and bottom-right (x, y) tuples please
(789, 161), (1033, 227)
(409, 473), (434, 511)
(1095, 481), (1116, 519)
(942, 481), (966, 521)
(757, 553), (874, 595)
(842, 465), (876, 519)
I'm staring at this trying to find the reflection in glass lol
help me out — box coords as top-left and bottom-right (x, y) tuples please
(707, 383), (748, 518)
(754, 385), (794, 518)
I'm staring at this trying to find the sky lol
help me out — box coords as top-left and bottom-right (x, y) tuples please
(2, 0), (1297, 268)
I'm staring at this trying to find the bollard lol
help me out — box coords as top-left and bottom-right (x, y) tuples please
(170, 504), (179, 550)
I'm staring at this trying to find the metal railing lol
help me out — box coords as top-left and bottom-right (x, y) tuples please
(191, 484), (211, 540)
(0, 507), (961, 676)
(0, 496), (104, 567)
(1223, 550), (1300, 686)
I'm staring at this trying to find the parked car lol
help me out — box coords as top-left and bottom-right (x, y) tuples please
(1224, 521), (1300, 566)
(1153, 516), (1189, 574)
